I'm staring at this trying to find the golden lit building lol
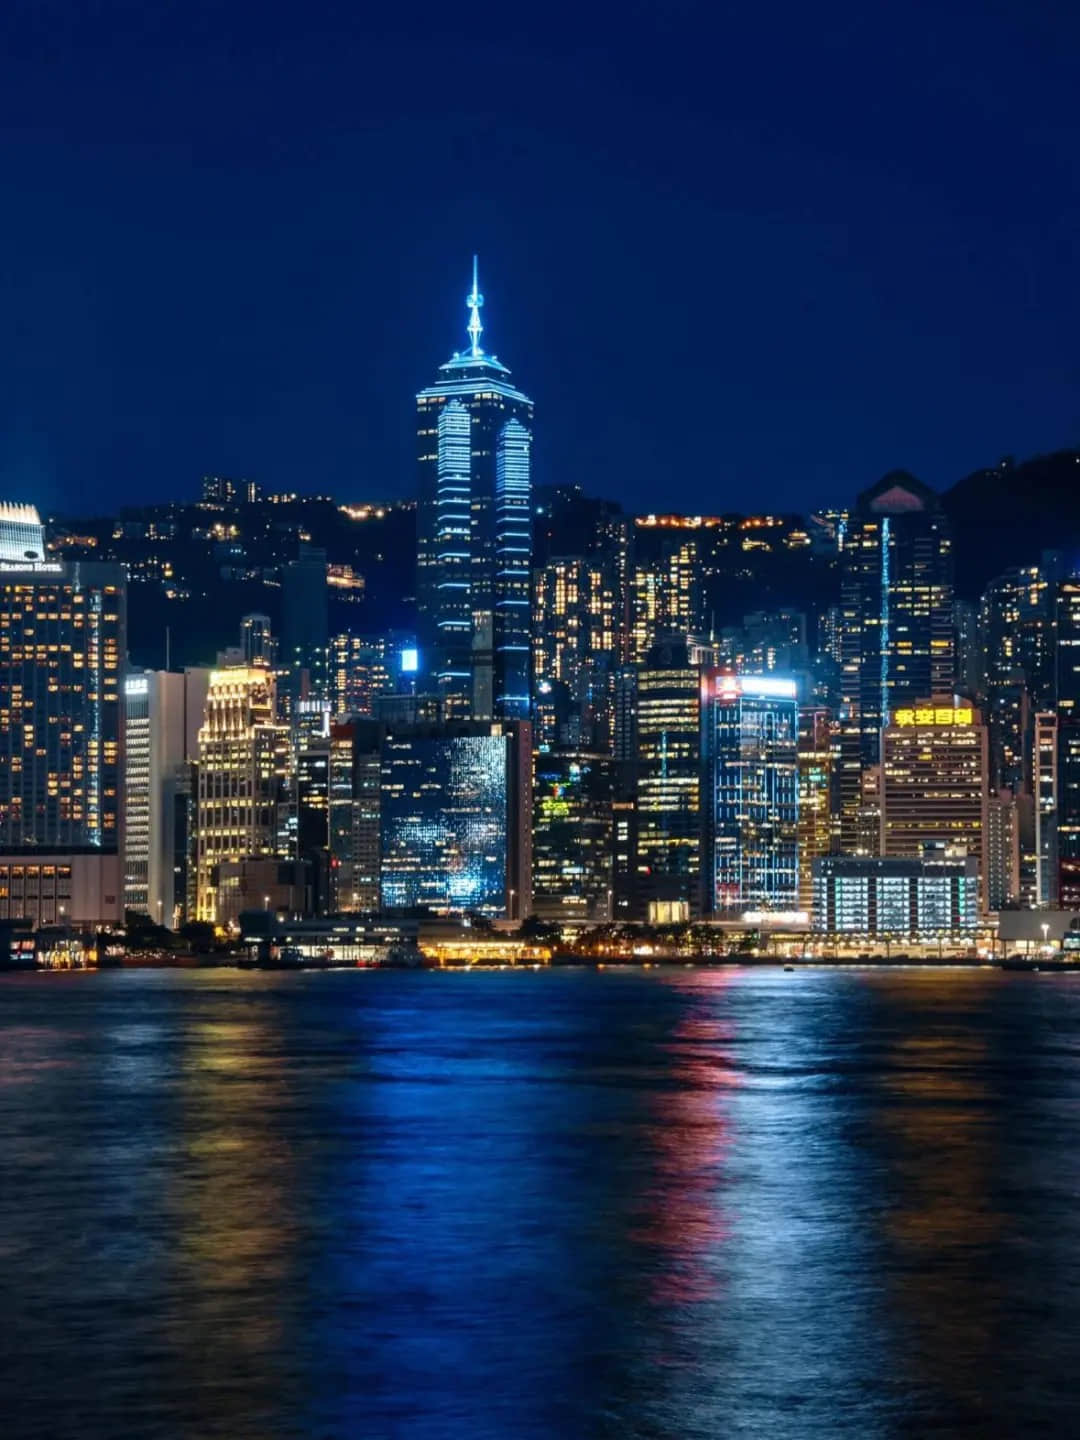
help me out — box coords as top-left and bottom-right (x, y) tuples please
(532, 557), (618, 749)
(635, 640), (703, 920)
(0, 509), (126, 925)
(881, 701), (988, 905)
(630, 538), (700, 665)
(195, 666), (289, 922)
(797, 707), (834, 913)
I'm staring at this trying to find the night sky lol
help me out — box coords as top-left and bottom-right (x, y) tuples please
(1, 0), (1077, 518)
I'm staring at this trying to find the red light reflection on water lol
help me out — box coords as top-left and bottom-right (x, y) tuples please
(628, 982), (742, 1306)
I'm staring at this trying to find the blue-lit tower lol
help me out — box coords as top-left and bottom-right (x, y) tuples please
(416, 259), (534, 720)
(494, 418), (532, 719)
(702, 674), (800, 915)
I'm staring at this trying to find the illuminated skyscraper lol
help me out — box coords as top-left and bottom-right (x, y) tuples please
(123, 667), (210, 927)
(330, 633), (394, 717)
(532, 750), (613, 924)
(985, 790), (1021, 912)
(379, 719), (531, 918)
(295, 740), (332, 914)
(797, 707), (835, 914)
(0, 532), (126, 925)
(629, 524), (701, 665)
(240, 613), (277, 669)
(634, 640), (704, 921)
(328, 719), (382, 912)
(880, 701), (988, 907)
(281, 545), (329, 704)
(1057, 576), (1080, 906)
(533, 556), (619, 750)
(416, 259), (534, 720)
(493, 417), (532, 719)
(702, 674), (800, 916)
(194, 666), (289, 922)
(1034, 710), (1059, 904)
(978, 561), (1057, 793)
(836, 473), (955, 848)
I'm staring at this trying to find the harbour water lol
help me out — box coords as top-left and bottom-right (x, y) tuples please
(3, 966), (1080, 1438)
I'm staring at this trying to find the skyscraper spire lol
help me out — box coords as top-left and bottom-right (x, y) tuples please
(466, 254), (484, 357)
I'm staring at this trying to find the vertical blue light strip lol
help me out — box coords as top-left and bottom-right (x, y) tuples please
(435, 400), (473, 699)
(494, 417), (532, 720)
(880, 515), (891, 738)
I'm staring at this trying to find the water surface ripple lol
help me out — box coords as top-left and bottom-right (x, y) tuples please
(3, 967), (1079, 1438)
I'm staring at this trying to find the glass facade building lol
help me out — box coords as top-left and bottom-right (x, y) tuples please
(629, 528), (701, 665)
(533, 556), (619, 750)
(0, 557), (125, 853)
(379, 720), (530, 918)
(812, 853), (979, 937)
(328, 719), (382, 913)
(702, 674), (800, 915)
(836, 473), (954, 849)
(281, 545), (329, 705)
(634, 641), (703, 920)
(122, 667), (210, 927)
(532, 750), (613, 924)
(493, 417), (532, 720)
(797, 706), (835, 914)
(194, 666), (290, 922)
(416, 260), (534, 720)
(1057, 577), (1080, 906)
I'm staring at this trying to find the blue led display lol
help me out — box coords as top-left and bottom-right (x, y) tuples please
(380, 732), (509, 915)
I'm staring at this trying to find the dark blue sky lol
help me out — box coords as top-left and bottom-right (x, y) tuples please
(1, 0), (1077, 517)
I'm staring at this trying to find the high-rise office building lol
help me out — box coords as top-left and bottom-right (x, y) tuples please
(1057, 576), (1080, 907)
(295, 740), (332, 915)
(123, 667), (210, 927)
(415, 259), (534, 720)
(493, 417), (532, 720)
(532, 750), (613, 924)
(281, 545), (329, 703)
(978, 562), (1057, 794)
(953, 599), (980, 699)
(1034, 710), (1059, 904)
(328, 719), (382, 912)
(797, 707), (835, 915)
(329, 633), (417, 718)
(880, 701), (988, 906)
(702, 674), (800, 916)
(629, 529), (701, 665)
(985, 790), (1021, 912)
(634, 640), (703, 921)
(0, 522), (126, 926)
(739, 610), (810, 680)
(533, 557), (619, 750)
(379, 719), (531, 918)
(194, 666), (289, 922)
(240, 613), (277, 669)
(836, 473), (954, 848)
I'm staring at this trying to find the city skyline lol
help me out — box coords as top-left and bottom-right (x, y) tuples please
(6, 10), (1080, 1439)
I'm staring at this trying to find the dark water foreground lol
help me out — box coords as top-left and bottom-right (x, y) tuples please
(2, 968), (1080, 1439)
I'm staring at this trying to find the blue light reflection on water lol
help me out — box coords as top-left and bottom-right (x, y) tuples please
(3, 968), (1080, 1438)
